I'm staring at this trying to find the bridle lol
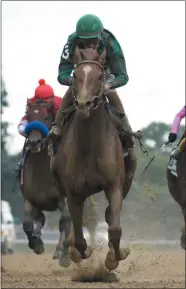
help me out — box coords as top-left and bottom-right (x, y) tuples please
(27, 102), (53, 150)
(72, 60), (106, 110)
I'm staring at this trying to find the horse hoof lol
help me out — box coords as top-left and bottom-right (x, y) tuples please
(59, 251), (71, 267)
(28, 241), (34, 250)
(53, 250), (62, 260)
(118, 248), (130, 261)
(69, 246), (82, 263)
(84, 245), (93, 259)
(105, 252), (119, 271)
(33, 239), (44, 255)
(105, 247), (130, 271)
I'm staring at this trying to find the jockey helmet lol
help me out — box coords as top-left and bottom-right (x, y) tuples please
(34, 79), (54, 99)
(76, 14), (104, 39)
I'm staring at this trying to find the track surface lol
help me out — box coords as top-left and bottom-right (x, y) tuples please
(2, 245), (185, 288)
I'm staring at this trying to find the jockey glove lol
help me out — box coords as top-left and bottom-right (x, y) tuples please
(168, 132), (177, 143)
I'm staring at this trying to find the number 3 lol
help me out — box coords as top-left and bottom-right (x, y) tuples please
(62, 44), (69, 59)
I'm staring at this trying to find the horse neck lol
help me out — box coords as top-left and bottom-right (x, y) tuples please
(73, 104), (106, 157)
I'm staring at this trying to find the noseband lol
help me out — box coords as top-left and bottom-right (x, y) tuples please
(73, 60), (105, 110)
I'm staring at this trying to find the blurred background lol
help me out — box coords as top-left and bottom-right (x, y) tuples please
(1, 1), (185, 252)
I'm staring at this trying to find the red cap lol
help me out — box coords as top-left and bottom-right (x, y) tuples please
(34, 79), (54, 99)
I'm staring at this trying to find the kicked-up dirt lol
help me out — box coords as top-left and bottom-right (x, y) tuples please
(1, 245), (185, 288)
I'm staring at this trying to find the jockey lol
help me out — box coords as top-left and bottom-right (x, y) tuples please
(168, 105), (186, 159)
(49, 14), (137, 167)
(17, 79), (62, 169)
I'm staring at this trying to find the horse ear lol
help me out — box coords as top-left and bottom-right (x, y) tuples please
(98, 49), (107, 65)
(48, 98), (53, 109)
(27, 98), (31, 106)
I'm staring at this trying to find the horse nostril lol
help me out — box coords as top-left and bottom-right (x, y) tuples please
(74, 100), (79, 108)
(37, 140), (42, 144)
(74, 100), (92, 109)
(86, 101), (92, 107)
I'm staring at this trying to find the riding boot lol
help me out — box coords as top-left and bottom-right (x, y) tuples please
(120, 114), (137, 178)
(106, 90), (135, 149)
(48, 87), (73, 141)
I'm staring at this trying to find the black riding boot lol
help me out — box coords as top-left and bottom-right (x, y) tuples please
(106, 91), (137, 179)
(48, 87), (73, 141)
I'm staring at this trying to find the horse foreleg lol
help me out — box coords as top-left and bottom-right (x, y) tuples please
(85, 216), (97, 247)
(22, 200), (44, 254)
(83, 198), (98, 247)
(22, 200), (35, 248)
(33, 210), (45, 254)
(54, 198), (71, 267)
(35, 210), (45, 238)
(67, 194), (93, 263)
(104, 186), (130, 270)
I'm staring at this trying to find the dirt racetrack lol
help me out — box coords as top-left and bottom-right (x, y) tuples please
(2, 246), (185, 288)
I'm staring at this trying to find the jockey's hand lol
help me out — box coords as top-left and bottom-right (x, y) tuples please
(168, 132), (177, 143)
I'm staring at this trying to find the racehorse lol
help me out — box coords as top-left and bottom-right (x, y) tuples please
(51, 47), (138, 270)
(19, 99), (100, 266)
(167, 135), (186, 250)
(19, 99), (71, 266)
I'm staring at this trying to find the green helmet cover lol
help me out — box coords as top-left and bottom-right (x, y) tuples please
(76, 14), (104, 39)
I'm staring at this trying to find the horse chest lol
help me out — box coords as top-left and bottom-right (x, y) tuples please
(59, 108), (123, 193)
(63, 156), (117, 193)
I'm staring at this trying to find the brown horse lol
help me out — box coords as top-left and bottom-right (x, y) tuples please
(20, 99), (71, 266)
(51, 48), (137, 270)
(166, 136), (186, 249)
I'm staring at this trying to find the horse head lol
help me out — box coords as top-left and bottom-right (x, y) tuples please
(25, 99), (53, 153)
(72, 47), (107, 118)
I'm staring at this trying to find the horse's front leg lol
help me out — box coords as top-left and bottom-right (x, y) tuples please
(104, 186), (130, 270)
(35, 210), (45, 238)
(53, 197), (71, 267)
(67, 194), (93, 263)
(22, 200), (44, 254)
(83, 197), (98, 247)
